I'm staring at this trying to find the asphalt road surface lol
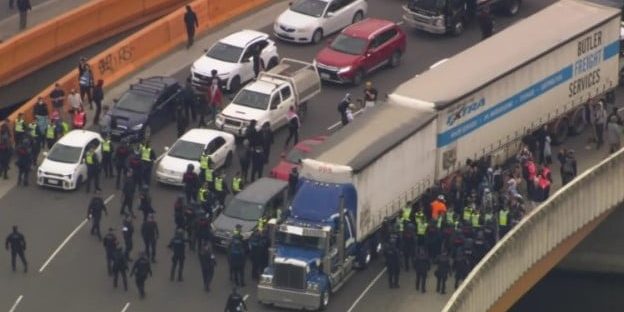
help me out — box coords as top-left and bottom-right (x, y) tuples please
(2, 0), (611, 311)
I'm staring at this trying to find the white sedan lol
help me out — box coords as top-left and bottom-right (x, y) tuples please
(37, 130), (102, 190)
(274, 0), (368, 44)
(156, 129), (236, 186)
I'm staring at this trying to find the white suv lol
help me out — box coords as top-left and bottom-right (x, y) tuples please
(191, 30), (280, 92)
(274, 0), (368, 44)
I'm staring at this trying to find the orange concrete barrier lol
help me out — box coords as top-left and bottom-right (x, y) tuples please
(8, 0), (271, 126)
(0, 0), (188, 88)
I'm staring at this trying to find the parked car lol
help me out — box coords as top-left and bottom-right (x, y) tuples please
(156, 129), (236, 186)
(216, 58), (321, 136)
(37, 130), (102, 190)
(212, 178), (288, 247)
(191, 30), (280, 93)
(314, 18), (406, 85)
(109, 76), (181, 142)
(270, 136), (327, 180)
(274, 0), (368, 44)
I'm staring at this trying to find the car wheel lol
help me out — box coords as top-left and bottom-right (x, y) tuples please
(143, 125), (152, 141)
(311, 29), (323, 44)
(319, 289), (330, 311)
(352, 11), (364, 24)
(389, 51), (401, 68)
(352, 70), (364, 86)
(506, 0), (520, 16)
(267, 57), (278, 70)
(229, 76), (241, 93)
(225, 152), (233, 168)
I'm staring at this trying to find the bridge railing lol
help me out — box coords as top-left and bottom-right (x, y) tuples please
(442, 148), (624, 312)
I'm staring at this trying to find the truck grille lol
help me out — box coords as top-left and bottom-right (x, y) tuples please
(273, 263), (306, 290)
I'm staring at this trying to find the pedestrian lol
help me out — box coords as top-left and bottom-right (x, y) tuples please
(288, 167), (299, 198)
(543, 135), (552, 165)
(120, 171), (136, 217)
(364, 81), (378, 109)
(5, 226), (27, 273)
(434, 250), (451, 294)
(103, 228), (118, 276)
(122, 216), (134, 261)
(33, 97), (49, 138)
(346, 103), (355, 123)
(67, 89), (82, 116)
(477, 5), (494, 40)
(183, 5), (199, 48)
(414, 248), (430, 293)
(228, 237), (246, 287)
(72, 105), (86, 129)
(606, 115), (623, 154)
(198, 243), (216, 291)
(183, 77), (197, 122)
(49, 83), (66, 116)
(225, 287), (247, 312)
(168, 229), (187, 281)
(250, 146), (264, 182)
(0, 135), (10, 180)
(88, 191), (108, 240)
(141, 214), (159, 263)
(176, 105), (188, 138)
(93, 79), (104, 125)
(15, 0), (31, 30)
(231, 171), (243, 195)
(206, 77), (223, 123)
(561, 150), (577, 185)
(101, 133), (113, 178)
(260, 122), (273, 163)
(79, 64), (94, 109)
(112, 247), (129, 291)
(130, 252), (152, 298)
(138, 186), (154, 221)
(114, 139), (130, 189)
(84, 145), (101, 193)
(140, 140), (156, 186)
(594, 100), (608, 149)
(252, 45), (263, 78)
(237, 139), (251, 182)
(244, 119), (260, 148)
(15, 138), (31, 186)
(284, 106), (300, 148)
(384, 238), (400, 288)
(183, 164), (199, 203)
(338, 93), (351, 126)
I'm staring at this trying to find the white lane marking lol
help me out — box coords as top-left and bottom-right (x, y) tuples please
(8, 295), (23, 312)
(120, 302), (130, 312)
(105, 194), (115, 204)
(346, 267), (387, 312)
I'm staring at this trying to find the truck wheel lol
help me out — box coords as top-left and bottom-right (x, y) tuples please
(229, 76), (241, 93)
(569, 108), (586, 135)
(389, 51), (401, 68)
(312, 29), (323, 44)
(352, 11), (364, 24)
(505, 0), (520, 16)
(552, 118), (569, 145)
(451, 20), (464, 36)
(319, 290), (330, 311)
(352, 70), (364, 86)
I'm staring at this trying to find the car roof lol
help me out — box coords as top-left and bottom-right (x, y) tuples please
(220, 30), (268, 48)
(342, 18), (395, 40)
(244, 79), (279, 94)
(179, 129), (231, 144)
(57, 130), (101, 147)
(236, 178), (288, 204)
(129, 76), (179, 96)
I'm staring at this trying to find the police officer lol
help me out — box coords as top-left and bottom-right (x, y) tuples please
(140, 140), (156, 185)
(231, 171), (243, 195)
(384, 238), (400, 288)
(232, 224), (243, 241)
(414, 248), (430, 293)
(103, 228), (118, 276)
(141, 214), (159, 263)
(183, 164), (199, 203)
(114, 138), (130, 189)
(228, 235), (246, 287)
(28, 121), (41, 166)
(198, 243), (216, 291)
(84, 146), (101, 193)
(248, 229), (264, 280)
(101, 133), (113, 178)
(225, 287), (247, 312)
(196, 213), (212, 251)
(214, 172), (229, 206)
(250, 146), (264, 182)
(16, 137), (31, 187)
(498, 206), (510, 238)
(0, 135), (10, 180)
(138, 186), (154, 221)
(453, 251), (471, 289)
(13, 113), (25, 145)
(128, 146), (143, 188)
(434, 250), (451, 294)
(45, 119), (57, 149)
(402, 221), (416, 272)
(122, 216), (134, 261)
(198, 150), (211, 182)
(87, 191), (108, 240)
(112, 246), (129, 291)
(120, 171), (136, 217)
(197, 181), (211, 211)
(202, 156), (215, 188)
(173, 195), (186, 230)
(288, 167), (298, 198)
(168, 229), (188, 281)
(130, 252), (152, 298)
(5, 226), (27, 272)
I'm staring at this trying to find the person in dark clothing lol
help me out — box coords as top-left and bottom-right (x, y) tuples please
(199, 243), (217, 291)
(93, 79), (104, 125)
(121, 171), (136, 217)
(260, 123), (273, 164)
(88, 192), (108, 240)
(138, 187), (154, 221)
(244, 120), (259, 148)
(250, 146), (264, 182)
(0, 137), (10, 180)
(112, 247), (129, 291)
(141, 214), (159, 263)
(609, 106), (623, 126)
(338, 94), (351, 126)
(183, 164), (199, 203)
(196, 214), (212, 251)
(140, 141), (156, 186)
(13, 0), (31, 30)
(402, 222), (416, 272)
(248, 230), (264, 280)
(225, 287), (247, 312)
(561, 150), (578, 185)
(238, 139), (251, 182)
(168, 229), (188, 281)
(183, 5), (199, 48)
(49, 83), (66, 112)
(15, 138), (31, 186)
(5, 226), (27, 272)
(103, 228), (118, 276)
(114, 140), (130, 189)
(477, 6), (494, 40)
(384, 239), (400, 288)
(173, 196), (186, 230)
(435, 251), (451, 294)
(453, 252), (471, 289)
(228, 237), (246, 287)
(285, 106), (300, 148)
(122, 216), (134, 261)
(414, 249), (430, 293)
(288, 167), (299, 198)
(130, 252), (152, 298)
(176, 105), (189, 138)
(129, 147), (143, 188)
(252, 45), (262, 78)
(183, 78), (197, 122)
(84, 146), (101, 193)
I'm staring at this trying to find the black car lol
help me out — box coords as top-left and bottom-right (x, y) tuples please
(109, 76), (182, 142)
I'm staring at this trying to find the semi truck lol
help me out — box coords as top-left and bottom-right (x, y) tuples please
(257, 1), (621, 310)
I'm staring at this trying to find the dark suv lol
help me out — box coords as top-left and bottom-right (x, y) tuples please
(109, 76), (182, 142)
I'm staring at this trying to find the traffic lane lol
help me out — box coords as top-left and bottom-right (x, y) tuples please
(1, 0), (49, 20)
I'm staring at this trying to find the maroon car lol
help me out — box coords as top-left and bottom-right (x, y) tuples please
(270, 137), (327, 181)
(314, 18), (406, 85)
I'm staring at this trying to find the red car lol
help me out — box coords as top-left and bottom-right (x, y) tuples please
(270, 137), (327, 181)
(314, 18), (406, 85)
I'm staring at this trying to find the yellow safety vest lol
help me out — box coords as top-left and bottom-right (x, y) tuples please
(232, 177), (242, 193)
(15, 119), (24, 133)
(29, 123), (37, 137)
(257, 217), (267, 231)
(414, 211), (424, 223)
(446, 211), (455, 223)
(198, 187), (207, 202)
(204, 168), (213, 182)
(416, 220), (426, 235)
(46, 125), (55, 139)
(499, 210), (509, 226)
(463, 208), (473, 222)
(471, 212), (481, 228)
(102, 140), (111, 153)
(401, 207), (411, 222)
(199, 154), (209, 169)
(62, 122), (70, 134)
(141, 147), (152, 162)
(214, 177), (223, 192)
(85, 152), (94, 165)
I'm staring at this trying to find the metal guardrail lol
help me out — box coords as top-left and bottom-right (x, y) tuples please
(442, 146), (624, 312)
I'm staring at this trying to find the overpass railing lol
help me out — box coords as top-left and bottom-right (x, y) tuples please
(442, 148), (624, 312)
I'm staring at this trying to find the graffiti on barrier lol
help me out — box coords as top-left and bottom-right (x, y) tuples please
(98, 45), (135, 76)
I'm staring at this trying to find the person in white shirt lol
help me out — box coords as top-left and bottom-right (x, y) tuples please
(67, 89), (83, 116)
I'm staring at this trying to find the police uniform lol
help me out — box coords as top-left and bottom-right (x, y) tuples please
(228, 237), (246, 287)
(130, 254), (152, 297)
(384, 240), (400, 288)
(84, 149), (101, 193)
(87, 195), (107, 240)
(112, 247), (129, 291)
(198, 245), (216, 291)
(231, 175), (243, 195)
(103, 230), (118, 275)
(141, 218), (159, 262)
(214, 175), (228, 206)
(168, 231), (188, 281)
(5, 228), (27, 272)
(101, 138), (113, 178)
(140, 144), (155, 185)
(122, 218), (134, 261)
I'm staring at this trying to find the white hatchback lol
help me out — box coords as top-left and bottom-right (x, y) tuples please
(37, 130), (103, 190)
(156, 129), (236, 186)
(190, 30), (280, 92)
(274, 0), (368, 44)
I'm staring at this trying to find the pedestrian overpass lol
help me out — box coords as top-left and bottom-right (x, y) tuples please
(442, 148), (624, 312)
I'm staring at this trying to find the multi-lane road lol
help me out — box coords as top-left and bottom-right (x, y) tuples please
(0, 0), (585, 311)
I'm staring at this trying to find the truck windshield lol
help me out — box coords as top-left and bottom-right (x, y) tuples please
(276, 231), (325, 250)
(330, 34), (368, 56)
(233, 89), (270, 110)
(290, 0), (327, 17)
(409, 0), (446, 11)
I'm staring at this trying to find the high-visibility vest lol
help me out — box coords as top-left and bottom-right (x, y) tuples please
(29, 123), (37, 137)
(204, 168), (213, 182)
(141, 147), (152, 162)
(199, 154), (209, 169)
(198, 187), (208, 202)
(401, 207), (411, 222)
(85, 151), (94, 165)
(414, 211), (424, 223)
(61, 122), (70, 134)
(102, 140), (111, 153)
(257, 217), (267, 231)
(446, 211), (455, 223)
(232, 177), (242, 193)
(214, 177), (223, 192)
(15, 118), (24, 133)
(416, 220), (426, 235)
(499, 210), (509, 226)
(46, 125), (55, 139)
(463, 208), (473, 222)
(471, 212), (481, 227)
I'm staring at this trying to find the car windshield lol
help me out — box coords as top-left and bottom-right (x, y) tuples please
(223, 198), (264, 221)
(409, 0), (446, 11)
(47, 144), (82, 164)
(330, 34), (368, 56)
(233, 89), (270, 110)
(115, 91), (154, 114)
(206, 42), (244, 63)
(276, 231), (325, 250)
(290, 0), (327, 17)
(168, 140), (205, 161)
